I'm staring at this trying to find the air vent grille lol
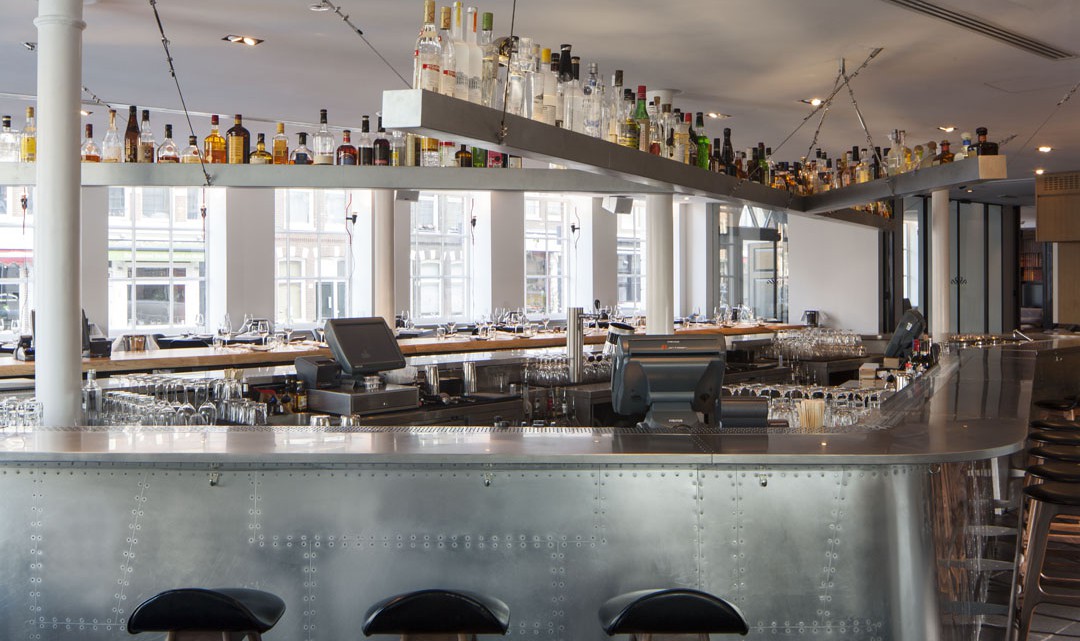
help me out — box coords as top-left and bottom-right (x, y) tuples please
(881, 0), (1076, 60)
(1039, 173), (1080, 195)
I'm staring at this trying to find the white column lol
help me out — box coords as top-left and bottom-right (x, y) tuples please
(372, 189), (395, 325)
(930, 189), (951, 341)
(34, 0), (85, 426)
(645, 193), (674, 334)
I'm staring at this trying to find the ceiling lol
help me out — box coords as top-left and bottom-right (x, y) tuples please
(4, 0), (1080, 206)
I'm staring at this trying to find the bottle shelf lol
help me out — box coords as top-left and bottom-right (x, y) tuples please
(381, 89), (1009, 220)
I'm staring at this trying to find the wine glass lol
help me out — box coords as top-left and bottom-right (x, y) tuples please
(218, 313), (233, 337)
(447, 320), (456, 336)
(194, 313), (206, 335)
(254, 320), (271, 345)
(540, 312), (550, 333)
(281, 316), (294, 344)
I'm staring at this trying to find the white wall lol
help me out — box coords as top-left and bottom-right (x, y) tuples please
(207, 188), (275, 326)
(80, 187), (108, 334)
(788, 214), (880, 334)
(487, 191), (525, 313)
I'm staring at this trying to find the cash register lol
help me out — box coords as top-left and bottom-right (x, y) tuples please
(296, 317), (420, 416)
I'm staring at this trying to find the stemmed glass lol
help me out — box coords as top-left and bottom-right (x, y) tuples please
(446, 320), (457, 336)
(281, 316), (294, 345)
(254, 320), (271, 345)
(540, 312), (550, 333)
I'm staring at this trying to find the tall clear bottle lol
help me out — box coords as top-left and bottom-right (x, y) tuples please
(606, 70), (623, 143)
(506, 36), (532, 117)
(413, 0), (442, 92)
(272, 122), (289, 165)
(581, 62), (603, 138)
(82, 369), (102, 426)
(312, 109), (335, 165)
(101, 109), (123, 163)
(451, 2), (470, 101)
(479, 12), (498, 107)
(138, 110), (155, 163)
(531, 46), (550, 123)
(438, 6), (456, 96)
(563, 57), (585, 133)
(673, 113), (690, 164)
(617, 89), (638, 149)
(20, 107), (35, 163)
(466, 7), (483, 104)
(555, 46), (575, 127)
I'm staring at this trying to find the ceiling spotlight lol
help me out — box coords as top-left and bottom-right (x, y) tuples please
(222, 34), (264, 46)
(80, 109), (91, 116)
(938, 126), (955, 133)
(799, 98), (823, 106)
(966, 189), (973, 193)
(1035, 168), (1045, 175)
(22, 41), (36, 51)
(309, 0), (332, 10)
(1038, 146), (1053, 153)
(706, 112), (731, 119)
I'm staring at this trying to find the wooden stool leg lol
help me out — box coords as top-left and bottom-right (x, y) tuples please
(1016, 501), (1060, 641)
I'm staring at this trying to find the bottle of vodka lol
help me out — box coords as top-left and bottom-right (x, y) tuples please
(413, 0), (442, 92)
(582, 62), (604, 138)
(451, 2), (470, 101)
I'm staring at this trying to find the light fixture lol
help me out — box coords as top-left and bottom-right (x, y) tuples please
(22, 41), (36, 51)
(706, 112), (731, 119)
(966, 189), (974, 193)
(937, 126), (955, 133)
(309, 0), (332, 10)
(799, 98), (823, 106)
(80, 109), (92, 116)
(1038, 145), (1053, 153)
(1035, 168), (1045, 175)
(222, 34), (264, 46)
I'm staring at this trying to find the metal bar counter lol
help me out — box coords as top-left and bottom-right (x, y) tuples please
(0, 339), (1076, 641)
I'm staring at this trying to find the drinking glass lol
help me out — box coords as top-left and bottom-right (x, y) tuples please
(218, 313), (233, 337)
(254, 320), (271, 345)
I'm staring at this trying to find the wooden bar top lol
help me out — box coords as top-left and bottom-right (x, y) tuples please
(0, 324), (798, 379)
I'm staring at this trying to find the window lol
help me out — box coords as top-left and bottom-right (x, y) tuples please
(108, 187), (208, 332)
(524, 195), (573, 315)
(0, 186), (34, 335)
(410, 193), (471, 322)
(615, 201), (646, 312)
(275, 189), (350, 325)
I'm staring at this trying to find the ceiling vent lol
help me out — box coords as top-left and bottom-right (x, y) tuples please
(1038, 172), (1080, 195)
(880, 0), (1076, 60)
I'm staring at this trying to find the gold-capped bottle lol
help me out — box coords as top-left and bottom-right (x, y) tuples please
(204, 115), (226, 163)
(272, 122), (289, 165)
(226, 114), (250, 164)
(250, 133), (273, 164)
(138, 110), (155, 163)
(20, 107), (35, 163)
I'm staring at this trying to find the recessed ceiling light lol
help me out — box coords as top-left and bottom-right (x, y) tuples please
(966, 189), (974, 193)
(706, 112), (731, 119)
(1035, 168), (1045, 175)
(1038, 145), (1053, 153)
(938, 126), (955, 133)
(222, 34), (264, 46)
(799, 98), (823, 107)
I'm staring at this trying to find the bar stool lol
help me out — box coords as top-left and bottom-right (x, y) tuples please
(1029, 445), (1080, 464)
(127, 587), (285, 641)
(1013, 483), (1080, 640)
(599, 589), (749, 640)
(362, 589), (510, 641)
(1033, 398), (1077, 421)
(1028, 462), (1080, 484)
(1031, 418), (1080, 432)
(1029, 430), (1080, 447)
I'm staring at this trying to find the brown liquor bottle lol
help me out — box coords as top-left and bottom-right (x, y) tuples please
(336, 130), (358, 165)
(124, 105), (140, 163)
(204, 115), (226, 164)
(226, 114), (250, 164)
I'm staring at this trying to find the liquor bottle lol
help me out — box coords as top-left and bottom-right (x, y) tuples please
(80, 124), (101, 162)
(413, 0), (442, 92)
(856, 147), (871, 183)
(226, 114), (250, 164)
(465, 6), (483, 103)
(336, 129), (358, 165)
(871, 147), (882, 179)
(606, 69), (623, 143)
(421, 135), (440, 167)
(563, 57), (585, 133)
(933, 140), (954, 165)
(531, 47), (552, 123)
(180, 136), (202, 163)
(20, 107), (35, 163)
(101, 109), (123, 163)
(661, 104), (675, 159)
(373, 117), (391, 166)
(506, 37), (533, 117)
(290, 132), (313, 165)
(455, 143), (472, 167)
(82, 369), (102, 426)
(124, 106), (140, 162)
(451, 2), (470, 101)
(972, 127), (998, 156)
(0, 116), (20, 162)
(479, 12), (497, 107)
(672, 113), (689, 164)
(694, 113), (709, 169)
(919, 141), (936, 169)
(617, 89), (638, 149)
(138, 110), (155, 163)
(648, 102), (663, 156)
(358, 115), (374, 166)
(955, 132), (971, 161)
(157, 124), (180, 163)
(758, 143), (768, 184)
(847, 146), (859, 185)
(634, 87), (651, 153)
(204, 115), (226, 163)
(540, 49), (559, 125)
(272, 122), (289, 165)
(687, 112), (698, 166)
(250, 133), (273, 164)
(391, 129), (406, 166)
(747, 147), (760, 182)
(438, 6), (457, 97)
(312, 109), (335, 165)
(555, 45), (573, 126)
(720, 128), (735, 175)
(735, 151), (745, 179)
(885, 130), (908, 176)
(441, 140), (457, 166)
(293, 378), (308, 413)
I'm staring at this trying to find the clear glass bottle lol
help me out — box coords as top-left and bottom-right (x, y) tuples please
(226, 114), (250, 164)
(562, 57), (585, 133)
(886, 130), (909, 176)
(451, 1), (470, 101)
(204, 115), (226, 163)
(617, 89), (638, 149)
(373, 117), (391, 166)
(20, 106), (35, 163)
(555, 45), (573, 126)
(272, 122), (289, 165)
(138, 109), (155, 163)
(390, 129), (405, 166)
(530, 45), (549, 122)
(466, 6), (483, 103)
(606, 70), (623, 143)
(157, 124), (180, 163)
(336, 129), (358, 165)
(250, 133), (273, 164)
(80, 124), (101, 162)
(180, 135), (202, 163)
(438, 6), (456, 97)
(0, 116), (21, 162)
(506, 36), (533, 117)
(82, 369), (102, 426)
(955, 132), (971, 161)
(413, 0), (442, 92)
(290, 132), (313, 165)
(101, 109), (123, 163)
(581, 62), (603, 138)
(479, 12), (497, 107)
(358, 115), (374, 166)
(312, 109), (335, 165)
(421, 135), (441, 167)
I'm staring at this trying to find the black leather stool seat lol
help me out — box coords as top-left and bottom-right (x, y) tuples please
(1024, 481), (1080, 507)
(1031, 419), (1080, 431)
(1035, 399), (1077, 412)
(362, 589), (510, 635)
(599, 589), (749, 636)
(1030, 445), (1080, 463)
(127, 588), (285, 633)
(1028, 462), (1080, 483)
(1030, 430), (1080, 446)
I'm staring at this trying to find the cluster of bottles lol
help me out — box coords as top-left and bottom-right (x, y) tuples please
(0, 108), (36, 162)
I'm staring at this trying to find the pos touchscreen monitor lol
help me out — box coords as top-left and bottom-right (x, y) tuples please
(323, 317), (406, 377)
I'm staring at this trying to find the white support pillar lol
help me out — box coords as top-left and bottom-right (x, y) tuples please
(372, 189), (395, 326)
(930, 189), (951, 342)
(645, 193), (674, 334)
(34, 0), (85, 426)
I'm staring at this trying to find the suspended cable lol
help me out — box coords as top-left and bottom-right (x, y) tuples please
(496, 0), (520, 145)
(81, 85), (112, 110)
(1009, 78), (1080, 165)
(316, 0), (411, 88)
(148, 0), (213, 188)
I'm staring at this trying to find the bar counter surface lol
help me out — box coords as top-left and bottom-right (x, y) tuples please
(0, 338), (1075, 641)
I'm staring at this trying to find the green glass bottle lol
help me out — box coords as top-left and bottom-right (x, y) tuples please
(695, 113), (709, 170)
(634, 86), (650, 153)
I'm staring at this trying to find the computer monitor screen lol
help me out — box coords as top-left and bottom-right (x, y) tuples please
(611, 334), (726, 429)
(324, 317), (406, 376)
(884, 308), (926, 359)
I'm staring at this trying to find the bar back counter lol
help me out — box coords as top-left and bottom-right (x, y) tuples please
(1, 338), (1077, 640)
